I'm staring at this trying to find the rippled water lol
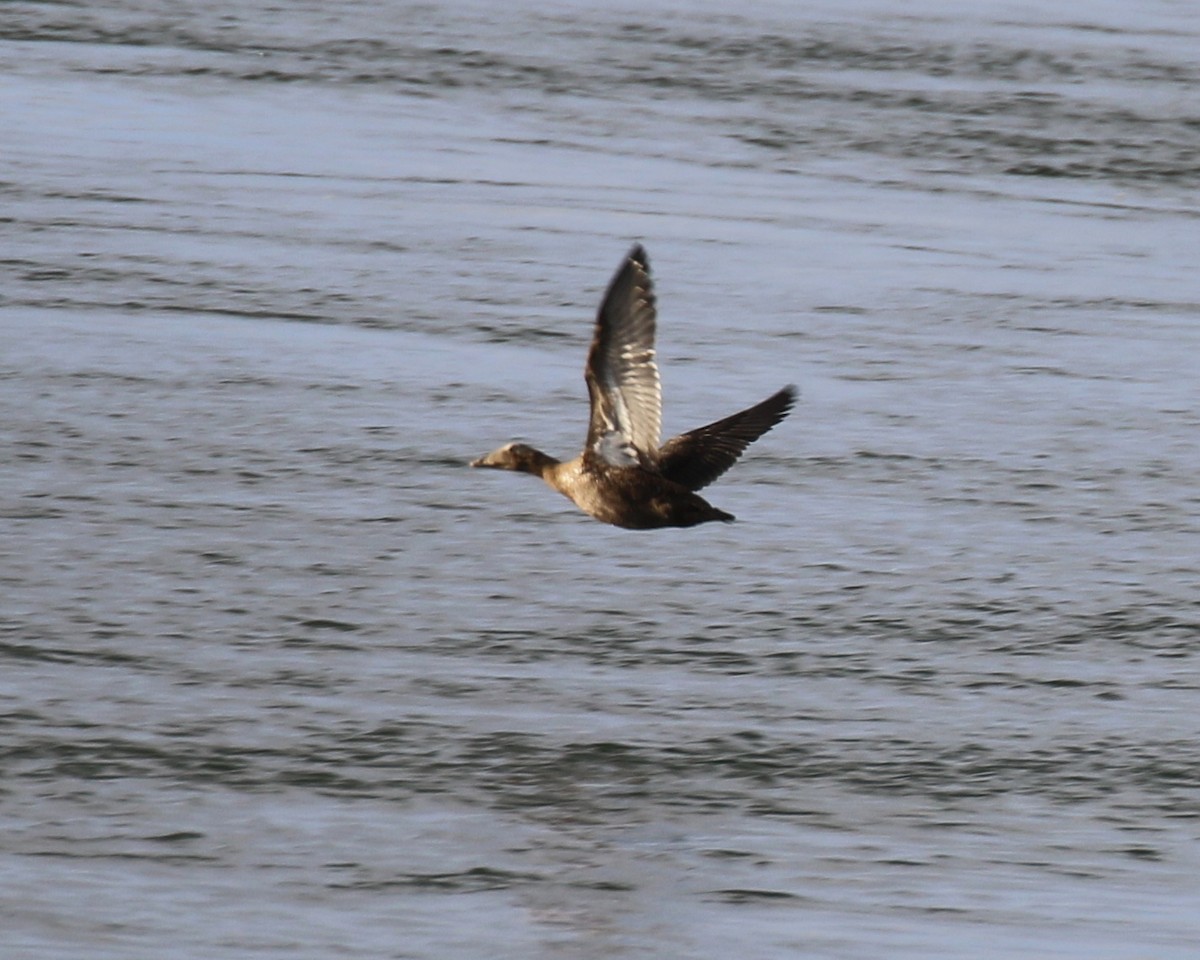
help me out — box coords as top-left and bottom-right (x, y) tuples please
(3, 1), (1199, 957)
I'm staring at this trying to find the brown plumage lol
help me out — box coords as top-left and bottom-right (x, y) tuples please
(471, 244), (795, 529)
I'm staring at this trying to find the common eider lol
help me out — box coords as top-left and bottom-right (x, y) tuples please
(472, 244), (795, 529)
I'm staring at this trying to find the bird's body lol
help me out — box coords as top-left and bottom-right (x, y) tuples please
(471, 245), (795, 529)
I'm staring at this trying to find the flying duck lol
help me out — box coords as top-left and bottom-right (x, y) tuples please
(471, 244), (795, 529)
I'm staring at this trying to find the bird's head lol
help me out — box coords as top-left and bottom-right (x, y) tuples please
(470, 442), (554, 476)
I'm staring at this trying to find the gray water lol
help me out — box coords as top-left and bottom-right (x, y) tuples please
(3, 1), (1199, 957)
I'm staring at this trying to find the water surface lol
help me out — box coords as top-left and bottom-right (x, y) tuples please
(3, 1), (1199, 957)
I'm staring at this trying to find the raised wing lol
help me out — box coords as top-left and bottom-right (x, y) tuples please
(584, 244), (662, 467)
(657, 386), (796, 491)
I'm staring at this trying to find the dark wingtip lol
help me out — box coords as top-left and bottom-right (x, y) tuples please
(765, 384), (799, 426)
(627, 243), (648, 269)
(770, 385), (799, 423)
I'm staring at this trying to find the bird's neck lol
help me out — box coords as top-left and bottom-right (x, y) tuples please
(520, 448), (561, 479)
